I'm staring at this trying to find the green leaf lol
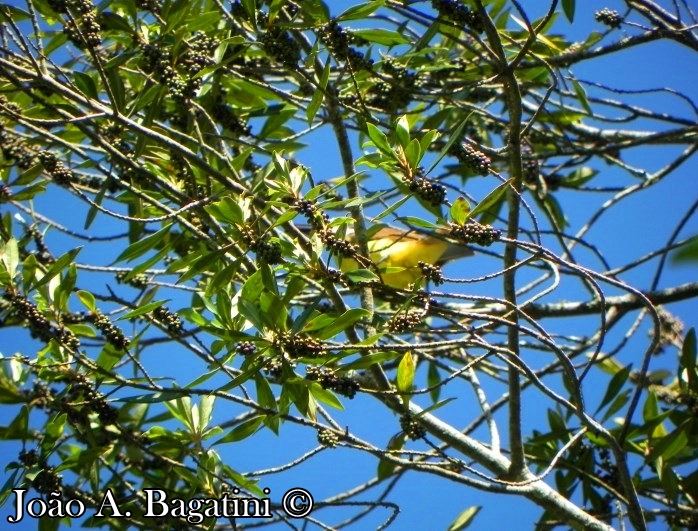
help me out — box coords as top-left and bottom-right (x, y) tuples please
(0, 470), (20, 508)
(601, 389), (631, 423)
(398, 217), (441, 231)
(340, 351), (401, 371)
(571, 79), (592, 116)
(32, 247), (82, 290)
(366, 123), (393, 157)
(116, 224), (172, 263)
(415, 397), (456, 417)
(337, 0), (385, 21)
(372, 194), (410, 222)
(73, 71), (98, 100)
(672, 236), (698, 264)
(119, 300), (166, 321)
(306, 60), (330, 124)
(450, 197), (471, 225)
(46, 412), (67, 439)
(448, 506), (481, 531)
(308, 382), (344, 410)
(207, 197), (244, 225)
(395, 115), (410, 148)
(469, 178), (514, 220)
(647, 420), (690, 462)
(0, 238), (19, 280)
(680, 328), (696, 393)
(11, 182), (46, 202)
(377, 433), (405, 479)
(396, 352), (415, 394)
(215, 416), (264, 444)
(76, 289), (96, 312)
(565, 167), (598, 188)
(185, 10), (220, 32)
(539, 193), (568, 229)
(425, 113), (473, 175)
(96, 345), (124, 372)
(353, 29), (410, 46)
(300, 0), (329, 23)
(405, 138), (422, 169)
(255, 373), (276, 411)
(595, 364), (631, 415)
(427, 362), (441, 403)
(344, 269), (380, 283)
(198, 394), (215, 433)
(561, 0), (575, 23)
(314, 309), (370, 340)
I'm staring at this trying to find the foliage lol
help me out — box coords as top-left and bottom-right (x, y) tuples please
(0, 0), (697, 529)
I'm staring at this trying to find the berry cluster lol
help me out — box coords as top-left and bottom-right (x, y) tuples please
(181, 33), (216, 76)
(25, 226), (54, 265)
(212, 97), (251, 136)
(449, 220), (500, 247)
(405, 168), (446, 206)
(47, 0), (68, 13)
(667, 512), (698, 530)
(115, 270), (148, 289)
(252, 239), (283, 264)
(325, 267), (343, 284)
(61, 0), (102, 49)
(418, 261), (444, 285)
(0, 95), (23, 115)
(318, 20), (373, 71)
(277, 332), (323, 359)
(140, 43), (199, 103)
(263, 356), (294, 380)
(450, 142), (491, 175)
(135, 0), (161, 15)
(54, 326), (80, 351)
(319, 228), (359, 260)
(89, 310), (130, 350)
(63, 311), (90, 324)
(0, 184), (11, 203)
(596, 448), (619, 488)
(432, 0), (483, 33)
(236, 341), (257, 356)
(521, 143), (540, 184)
(230, 1), (248, 20)
(6, 293), (53, 343)
(62, 369), (120, 425)
(259, 26), (301, 68)
(317, 428), (339, 448)
(153, 306), (183, 336)
(388, 312), (423, 333)
(400, 413), (426, 440)
(241, 226), (283, 264)
(2, 138), (35, 169)
(0, 125), (36, 170)
(367, 61), (420, 113)
(38, 151), (74, 186)
(293, 198), (331, 231)
(32, 466), (63, 494)
(595, 8), (623, 29)
(23, 381), (53, 409)
(116, 153), (149, 187)
(18, 448), (40, 467)
(306, 366), (360, 399)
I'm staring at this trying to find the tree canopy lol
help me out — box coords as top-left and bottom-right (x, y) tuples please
(0, 0), (697, 529)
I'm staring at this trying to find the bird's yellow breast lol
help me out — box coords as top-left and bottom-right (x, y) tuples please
(339, 236), (450, 288)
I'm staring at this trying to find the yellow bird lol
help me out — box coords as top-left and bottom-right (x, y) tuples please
(337, 226), (473, 288)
